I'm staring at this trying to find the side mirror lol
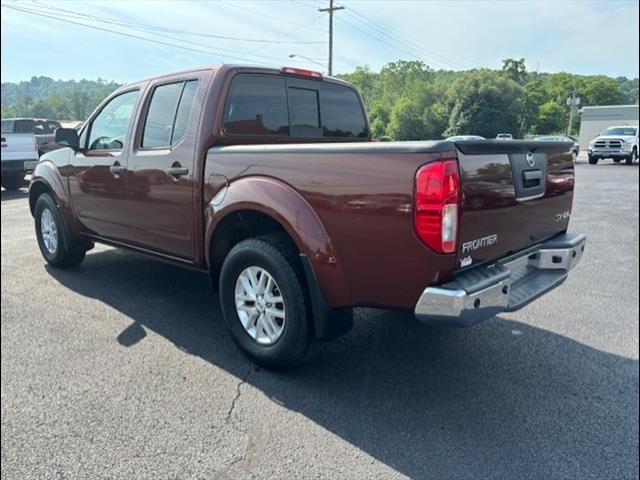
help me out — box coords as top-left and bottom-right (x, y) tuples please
(55, 127), (80, 150)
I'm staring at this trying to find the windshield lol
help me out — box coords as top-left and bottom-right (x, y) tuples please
(601, 127), (637, 136)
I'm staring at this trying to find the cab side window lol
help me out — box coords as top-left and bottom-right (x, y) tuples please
(87, 90), (140, 151)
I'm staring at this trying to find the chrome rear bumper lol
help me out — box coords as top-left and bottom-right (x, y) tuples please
(415, 233), (586, 326)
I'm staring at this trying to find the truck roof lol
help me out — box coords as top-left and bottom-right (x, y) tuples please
(116, 64), (355, 91)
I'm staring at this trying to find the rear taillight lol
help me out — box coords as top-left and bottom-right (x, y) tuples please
(414, 159), (460, 253)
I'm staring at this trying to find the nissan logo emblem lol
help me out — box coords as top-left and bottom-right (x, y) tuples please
(526, 151), (535, 167)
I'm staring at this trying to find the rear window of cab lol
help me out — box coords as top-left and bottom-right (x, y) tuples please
(223, 74), (367, 139)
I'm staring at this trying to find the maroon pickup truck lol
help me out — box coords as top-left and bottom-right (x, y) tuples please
(29, 65), (586, 367)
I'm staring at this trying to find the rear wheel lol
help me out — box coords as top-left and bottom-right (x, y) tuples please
(35, 193), (87, 267)
(588, 155), (598, 165)
(219, 234), (312, 368)
(1, 174), (24, 191)
(626, 149), (637, 165)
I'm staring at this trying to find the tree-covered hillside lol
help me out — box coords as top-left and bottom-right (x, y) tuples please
(2, 60), (638, 139)
(1, 76), (122, 120)
(339, 58), (639, 140)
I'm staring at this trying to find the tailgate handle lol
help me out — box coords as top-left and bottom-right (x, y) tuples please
(523, 169), (542, 187)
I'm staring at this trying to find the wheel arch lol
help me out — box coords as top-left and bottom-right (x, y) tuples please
(204, 176), (351, 310)
(29, 160), (81, 240)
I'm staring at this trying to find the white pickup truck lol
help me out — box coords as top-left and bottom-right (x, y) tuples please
(588, 125), (639, 165)
(1, 120), (39, 190)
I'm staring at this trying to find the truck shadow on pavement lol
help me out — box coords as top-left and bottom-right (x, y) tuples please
(46, 248), (639, 479)
(1, 188), (29, 200)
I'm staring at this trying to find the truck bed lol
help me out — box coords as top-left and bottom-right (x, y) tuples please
(205, 139), (575, 310)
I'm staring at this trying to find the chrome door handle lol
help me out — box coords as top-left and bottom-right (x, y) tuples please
(167, 167), (189, 178)
(109, 164), (126, 176)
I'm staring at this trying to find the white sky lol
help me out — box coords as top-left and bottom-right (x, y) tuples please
(1, 0), (639, 83)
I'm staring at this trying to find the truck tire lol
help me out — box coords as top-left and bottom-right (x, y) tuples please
(219, 234), (312, 369)
(627, 149), (637, 165)
(588, 155), (598, 165)
(34, 193), (87, 268)
(1, 175), (24, 191)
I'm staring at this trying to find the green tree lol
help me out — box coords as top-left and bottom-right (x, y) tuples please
(617, 77), (639, 104)
(501, 58), (527, 85)
(580, 76), (621, 106)
(445, 70), (525, 138)
(536, 101), (565, 134)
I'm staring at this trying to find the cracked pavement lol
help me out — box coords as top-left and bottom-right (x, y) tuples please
(1, 158), (639, 479)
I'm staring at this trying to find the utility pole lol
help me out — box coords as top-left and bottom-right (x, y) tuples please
(319, 0), (344, 76)
(566, 86), (581, 136)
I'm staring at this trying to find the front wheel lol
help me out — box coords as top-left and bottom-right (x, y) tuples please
(35, 193), (87, 267)
(588, 155), (598, 165)
(626, 149), (637, 165)
(219, 235), (312, 368)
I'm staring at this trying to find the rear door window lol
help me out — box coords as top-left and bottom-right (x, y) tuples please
(141, 80), (199, 149)
(223, 75), (289, 136)
(33, 120), (61, 135)
(14, 119), (35, 134)
(171, 80), (198, 144)
(142, 82), (183, 148)
(1, 120), (14, 134)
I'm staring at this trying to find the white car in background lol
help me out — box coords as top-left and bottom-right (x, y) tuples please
(1, 120), (39, 191)
(496, 133), (513, 140)
(588, 125), (639, 165)
(445, 135), (485, 141)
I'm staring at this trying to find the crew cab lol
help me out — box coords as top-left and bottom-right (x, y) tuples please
(588, 125), (638, 165)
(1, 119), (39, 190)
(29, 65), (586, 367)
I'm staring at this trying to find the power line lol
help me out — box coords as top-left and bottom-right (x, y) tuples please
(342, 9), (469, 70)
(1, 3), (324, 68)
(335, 15), (460, 71)
(344, 7), (481, 69)
(223, 1), (327, 34)
(29, 0), (327, 45)
(16, 3), (318, 65)
(295, 0), (480, 70)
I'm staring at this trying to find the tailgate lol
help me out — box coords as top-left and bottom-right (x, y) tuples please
(1, 133), (38, 162)
(454, 140), (574, 269)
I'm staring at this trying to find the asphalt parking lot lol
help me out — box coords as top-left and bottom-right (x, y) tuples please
(1, 157), (638, 480)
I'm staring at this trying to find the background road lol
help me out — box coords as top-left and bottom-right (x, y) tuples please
(1, 158), (638, 479)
